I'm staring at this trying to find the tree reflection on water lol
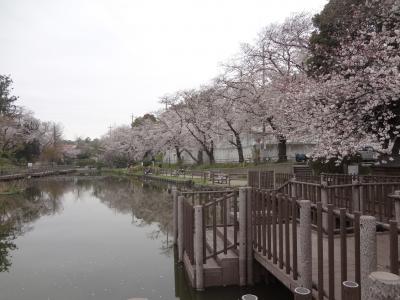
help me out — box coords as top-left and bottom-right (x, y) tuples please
(92, 177), (174, 256)
(0, 176), (174, 273)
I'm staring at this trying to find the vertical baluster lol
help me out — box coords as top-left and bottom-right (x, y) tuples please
(317, 202), (323, 300)
(328, 204), (335, 300)
(262, 190), (266, 256)
(390, 220), (399, 275)
(354, 211), (361, 285)
(252, 189), (256, 249)
(203, 205), (206, 264)
(340, 208), (347, 299)
(267, 192), (272, 259)
(279, 195), (284, 269)
(213, 198), (216, 257)
(272, 192), (277, 264)
(285, 196), (290, 274)
(292, 198), (298, 280)
(233, 192), (238, 249)
(258, 190), (262, 252)
(223, 196), (227, 255)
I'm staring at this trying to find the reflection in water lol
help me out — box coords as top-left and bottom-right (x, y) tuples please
(0, 181), (68, 272)
(93, 178), (174, 256)
(0, 177), (292, 300)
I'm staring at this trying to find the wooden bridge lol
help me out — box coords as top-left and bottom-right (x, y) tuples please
(172, 172), (400, 300)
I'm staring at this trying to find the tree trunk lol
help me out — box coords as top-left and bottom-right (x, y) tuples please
(175, 146), (183, 165)
(204, 140), (215, 164)
(235, 133), (244, 163)
(277, 135), (287, 162)
(392, 137), (400, 157)
(183, 149), (199, 164)
(197, 150), (203, 165)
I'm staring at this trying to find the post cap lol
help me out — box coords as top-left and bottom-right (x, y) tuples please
(388, 190), (400, 199)
(241, 294), (258, 300)
(342, 280), (359, 288)
(294, 287), (311, 295)
(369, 271), (400, 284)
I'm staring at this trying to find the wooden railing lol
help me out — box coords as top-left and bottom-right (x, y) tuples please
(288, 178), (400, 223)
(248, 170), (275, 189)
(275, 172), (294, 188)
(251, 190), (299, 280)
(180, 189), (239, 263)
(203, 192), (238, 262)
(174, 180), (400, 297)
(251, 188), (400, 300)
(247, 171), (400, 223)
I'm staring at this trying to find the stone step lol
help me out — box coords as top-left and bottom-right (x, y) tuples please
(205, 228), (239, 286)
(203, 249), (223, 287)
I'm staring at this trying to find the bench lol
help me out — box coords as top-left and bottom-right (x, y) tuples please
(212, 173), (230, 185)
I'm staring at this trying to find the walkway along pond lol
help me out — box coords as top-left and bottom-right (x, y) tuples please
(0, 176), (292, 300)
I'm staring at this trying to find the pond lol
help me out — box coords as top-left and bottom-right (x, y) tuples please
(0, 176), (292, 300)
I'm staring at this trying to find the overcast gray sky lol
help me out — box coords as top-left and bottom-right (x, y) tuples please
(0, 0), (327, 140)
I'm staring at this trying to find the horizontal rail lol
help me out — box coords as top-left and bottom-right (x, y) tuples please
(203, 193), (235, 208)
(205, 244), (237, 259)
(181, 190), (236, 195)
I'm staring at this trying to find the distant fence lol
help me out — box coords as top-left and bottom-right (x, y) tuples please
(152, 168), (247, 186)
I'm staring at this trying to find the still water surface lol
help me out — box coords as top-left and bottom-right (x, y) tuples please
(0, 177), (292, 300)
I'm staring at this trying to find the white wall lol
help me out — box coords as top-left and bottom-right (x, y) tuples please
(163, 132), (315, 164)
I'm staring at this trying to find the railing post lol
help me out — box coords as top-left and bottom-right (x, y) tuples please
(290, 176), (296, 198)
(365, 272), (400, 300)
(390, 220), (399, 275)
(273, 170), (276, 189)
(258, 171), (261, 189)
(320, 176), (329, 231)
(178, 195), (184, 262)
(299, 200), (312, 289)
(172, 187), (178, 245)
(225, 193), (231, 225)
(359, 177), (364, 213)
(294, 287), (312, 300)
(388, 190), (400, 222)
(360, 215), (377, 299)
(194, 205), (204, 291)
(352, 179), (360, 212)
(246, 187), (253, 285)
(342, 281), (360, 300)
(239, 187), (247, 286)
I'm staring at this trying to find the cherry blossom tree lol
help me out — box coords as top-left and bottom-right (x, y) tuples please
(156, 108), (195, 164)
(296, 0), (400, 160)
(211, 77), (253, 163)
(165, 89), (219, 164)
(222, 13), (314, 161)
(101, 125), (142, 166)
